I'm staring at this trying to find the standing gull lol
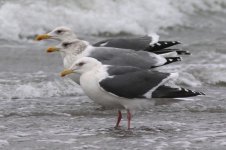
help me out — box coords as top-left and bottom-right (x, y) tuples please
(60, 57), (204, 129)
(47, 39), (200, 98)
(36, 26), (191, 55)
(46, 39), (181, 83)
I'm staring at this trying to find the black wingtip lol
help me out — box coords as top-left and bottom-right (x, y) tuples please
(175, 41), (181, 44)
(152, 86), (205, 98)
(148, 41), (181, 51)
(165, 57), (182, 65)
(182, 88), (205, 96)
(198, 92), (205, 95)
(176, 50), (191, 55)
(152, 49), (191, 55)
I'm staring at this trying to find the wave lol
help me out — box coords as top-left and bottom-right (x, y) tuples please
(158, 63), (226, 88)
(0, 71), (83, 99)
(180, 64), (226, 87)
(0, 0), (226, 40)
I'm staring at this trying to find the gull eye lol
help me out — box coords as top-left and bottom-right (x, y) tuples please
(77, 62), (85, 66)
(62, 42), (71, 48)
(56, 30), (64, 34)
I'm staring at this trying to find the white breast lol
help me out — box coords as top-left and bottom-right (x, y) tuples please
(80, 69), (123, 109)
(63, 46), (94, 69)
(80, 67), (155, 110)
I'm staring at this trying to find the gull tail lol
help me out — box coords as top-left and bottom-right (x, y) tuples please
(152, 86), (205, 98)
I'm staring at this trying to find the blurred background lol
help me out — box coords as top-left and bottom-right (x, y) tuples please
(0, 0), (225, 39)
(0, 0), (226, 150)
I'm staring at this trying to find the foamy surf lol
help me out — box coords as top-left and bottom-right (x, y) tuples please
(0, 0), (226, 40)
(0, 72), (83, 100)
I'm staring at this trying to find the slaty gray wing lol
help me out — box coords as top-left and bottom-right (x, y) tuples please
(88, 47), (166, 69)
(99, 66), (170, 98)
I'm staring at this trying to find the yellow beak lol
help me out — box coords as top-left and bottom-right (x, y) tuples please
(60, 69), (74, 77)
(35, 34), (51, 41)
(46, 47), (60, 53)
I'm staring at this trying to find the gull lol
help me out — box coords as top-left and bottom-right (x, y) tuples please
(36, 26), (191, 55)
(46, 39), (181, 83)
(60, 57), (204, 129)
(46, 40), (196, 101)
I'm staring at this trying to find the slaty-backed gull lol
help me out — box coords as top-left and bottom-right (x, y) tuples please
(46, 39), (181, 84)
(35, 26), (191, 55)
(60, 57), (204, 129)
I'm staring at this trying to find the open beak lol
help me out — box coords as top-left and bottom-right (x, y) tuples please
(60, 69), (74, 77)
(35, 34), (52, 41)
(46, 46), (60, 53)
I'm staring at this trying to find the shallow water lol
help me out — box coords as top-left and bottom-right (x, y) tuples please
(1, 96), (226, 150)
(1, 1), (226, 150)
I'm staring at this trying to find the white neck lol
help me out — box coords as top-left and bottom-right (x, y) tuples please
(64, 54), (78, 68)
(63, 45), (95, 69)
(80, 64), (107, 81)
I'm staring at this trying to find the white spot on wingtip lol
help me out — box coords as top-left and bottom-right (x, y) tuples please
(156, 43), (161, 46)
(100, 42), (108, 46)
(184, 89), (188, 92)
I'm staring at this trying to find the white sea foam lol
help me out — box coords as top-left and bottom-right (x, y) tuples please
(0, 140), (9, 147)
(0, 72), (83, 99)
(0, 0), (225, 40)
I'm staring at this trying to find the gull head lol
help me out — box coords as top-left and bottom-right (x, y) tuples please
(61, 57), (102, 77)
(36, 26), (77, 41)
(46, 39), (89, 54)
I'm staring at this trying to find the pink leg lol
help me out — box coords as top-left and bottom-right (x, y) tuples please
(115, 110), (122, 128)
(127, 110), (132, 129)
